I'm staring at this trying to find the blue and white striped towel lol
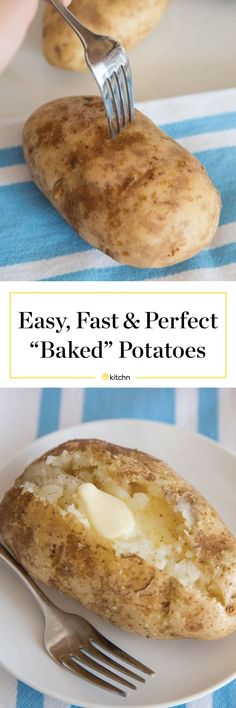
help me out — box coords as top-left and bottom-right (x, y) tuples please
(0, 387), (236, 707)
(1, 88), (236, 281)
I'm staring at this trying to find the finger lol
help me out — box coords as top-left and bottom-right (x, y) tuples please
(0, 0), (38, 73)
(0, 0), (72, 74)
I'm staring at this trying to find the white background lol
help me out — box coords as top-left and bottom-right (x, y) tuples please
(0, 0), (235, 119)
(9, 288), (226, 382)
(0, 281), (233, 387)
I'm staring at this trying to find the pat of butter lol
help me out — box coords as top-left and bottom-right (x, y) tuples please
(79, 483), (135, 540)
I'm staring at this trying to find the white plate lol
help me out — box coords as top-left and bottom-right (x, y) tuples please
(0, 419), (236, 708)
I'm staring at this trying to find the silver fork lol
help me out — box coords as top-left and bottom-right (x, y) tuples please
(47, 0), (135, 138)
(0, 544), (154, 697)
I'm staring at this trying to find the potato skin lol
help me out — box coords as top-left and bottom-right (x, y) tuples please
(23, 97), (221, 268)
(43, 0), (170, 72)
(0, 439), (236, 640)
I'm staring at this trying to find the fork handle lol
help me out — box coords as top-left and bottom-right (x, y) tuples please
(0, 542), (53, 617)
(47, 0), (94, 49)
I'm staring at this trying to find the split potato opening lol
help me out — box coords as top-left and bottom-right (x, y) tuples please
(1, 440), (236, 640)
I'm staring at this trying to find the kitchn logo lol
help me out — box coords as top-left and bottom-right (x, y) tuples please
(101, 372), (131, 381)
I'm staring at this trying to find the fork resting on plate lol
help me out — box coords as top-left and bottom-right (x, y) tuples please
(0, 543), (154, 697)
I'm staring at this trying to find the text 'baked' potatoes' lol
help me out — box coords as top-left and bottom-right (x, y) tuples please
(43, 0), (171, 72)
(23, 97), (221, 269)
(0, 439), (236, 640)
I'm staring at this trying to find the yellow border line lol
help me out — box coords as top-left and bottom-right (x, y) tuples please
(9, 292), (12, 379)
(224, 291), (228, 378)
(136, 376), (227, 380)
(11, 291), (226, 295)
(137, 291), (228, 380)
(9, 291), (228, 381)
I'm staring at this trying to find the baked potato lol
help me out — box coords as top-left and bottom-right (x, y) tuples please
(23, 96), (221, 268)
(43, 0), (170, 72)
(0, 438), (236, 640)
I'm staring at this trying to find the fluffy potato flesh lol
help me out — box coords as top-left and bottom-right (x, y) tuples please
(43, 0), (171, 72)
(0, 439), (236, 640)
(23, 97), (221, 268)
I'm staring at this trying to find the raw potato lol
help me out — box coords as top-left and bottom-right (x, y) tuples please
(23, 97), (221, 268)
(43, 0), (170, 72)
(1, 439), (236, 640)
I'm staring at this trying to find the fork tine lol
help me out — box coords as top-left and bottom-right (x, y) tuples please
(107, 75), (122, 135)
(62, 656), (127, 697)
(88, 644), (145, 683)
(101, 79), (117, 139)
(121, 62), (135, 123)
(93, 633), (155, 676)
(110, 67), (133, 131)
(115, 68), (128, 127)
(72, 650), (137, 690)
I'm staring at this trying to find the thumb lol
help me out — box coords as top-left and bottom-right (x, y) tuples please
(0, 0), (72, 73)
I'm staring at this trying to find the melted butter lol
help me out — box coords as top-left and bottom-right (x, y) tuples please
(130, 494), (177, 546)
(79, 483), (136, 540)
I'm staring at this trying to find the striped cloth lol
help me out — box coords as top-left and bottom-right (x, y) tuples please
(0, 387), (236, 707)
(1, 88), (236, 281)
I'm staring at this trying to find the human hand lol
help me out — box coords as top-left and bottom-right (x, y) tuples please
(0, 0), (71, 73)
